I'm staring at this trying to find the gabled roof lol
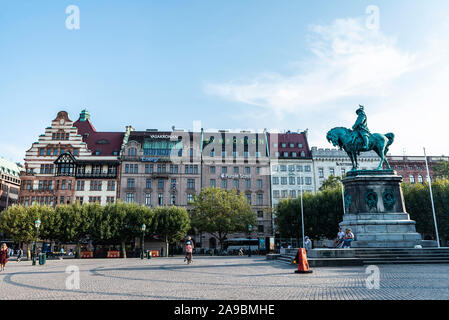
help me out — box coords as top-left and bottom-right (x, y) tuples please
(73, 111), (124, 157)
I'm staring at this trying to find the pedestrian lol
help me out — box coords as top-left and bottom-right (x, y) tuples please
(343, 228), (355, 248)
(60, 247), (64, 260)
(17, 247), (23, 262)
(304, 236), (312, 252)
(0, 243), (9, 271)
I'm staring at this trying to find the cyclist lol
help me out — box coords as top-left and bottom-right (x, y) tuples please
(184, 236), (194, 264)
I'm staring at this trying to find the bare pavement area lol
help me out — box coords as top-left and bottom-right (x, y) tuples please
(0, 256), (448, 300)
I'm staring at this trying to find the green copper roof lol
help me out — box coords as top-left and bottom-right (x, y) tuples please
(0, 157), (22, 177)
(79, 109), (90, 121)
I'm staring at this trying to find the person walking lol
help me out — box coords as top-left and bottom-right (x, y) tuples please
(0, 243), (9, 271)
(17, 247), (23, 262)
(184, 236), (194, 264)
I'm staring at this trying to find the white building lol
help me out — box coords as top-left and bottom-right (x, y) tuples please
(311, 147), (380, 192)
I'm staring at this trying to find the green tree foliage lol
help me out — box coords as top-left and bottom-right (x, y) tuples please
(403, 179), (449, 244)
(275, 188), (343, 243)
(432, 160), (449, 180)
(190, 187), (256, 249)
(103, 202), (154, 258)
(153, 206), (190, 256)
(319, 175), (342, 191)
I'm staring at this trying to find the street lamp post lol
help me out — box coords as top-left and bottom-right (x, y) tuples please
(32, 218), (41, 266)
(248, 224), (252, 257)
(141, 223), (146, 259)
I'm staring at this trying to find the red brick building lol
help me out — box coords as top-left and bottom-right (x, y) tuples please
(387, 155), (449, 184)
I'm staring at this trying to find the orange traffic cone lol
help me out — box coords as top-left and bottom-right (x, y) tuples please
(294, 248), (313, 274)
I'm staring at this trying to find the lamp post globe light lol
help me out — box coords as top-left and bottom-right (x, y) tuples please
(141, 223), (146, 259)
(33, 218), (41, 266)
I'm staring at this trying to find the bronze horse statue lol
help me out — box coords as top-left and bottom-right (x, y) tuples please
(326, 127), (394, 171)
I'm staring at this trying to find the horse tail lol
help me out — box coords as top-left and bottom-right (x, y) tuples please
(385, 133), (395, 152)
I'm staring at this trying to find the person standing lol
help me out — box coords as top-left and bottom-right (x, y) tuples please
(304, 236), (312, 252)
(184, 236), (194, 264)
(0, 243), (9, 271)
(17, 247), (23, 262)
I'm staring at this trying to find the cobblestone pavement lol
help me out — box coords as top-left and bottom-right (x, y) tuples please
(0, 256), (448, 300)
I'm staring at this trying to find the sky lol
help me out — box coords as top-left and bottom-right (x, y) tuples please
(1, 0), (449, 163)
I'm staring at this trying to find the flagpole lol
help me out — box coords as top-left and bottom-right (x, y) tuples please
(423, 147), (440, 248)
(299, 171), (305, 248)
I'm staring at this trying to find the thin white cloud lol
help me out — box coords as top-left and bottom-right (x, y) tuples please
(205, 18), (416, 116)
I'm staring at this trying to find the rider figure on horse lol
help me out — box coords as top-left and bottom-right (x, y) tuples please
(352, 105), (371, 151)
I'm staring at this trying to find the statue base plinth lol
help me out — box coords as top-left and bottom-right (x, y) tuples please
(340, 171), (421, 248)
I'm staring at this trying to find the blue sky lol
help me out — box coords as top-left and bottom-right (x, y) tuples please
(1, 1), (449, 163)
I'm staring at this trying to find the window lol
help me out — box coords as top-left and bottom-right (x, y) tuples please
(281, 143), (286, 148)
(289, 143), (294, 148)
(257, 211), (264, 218)
(221, 180), (227, 189)
(319, 168), (324, 178)
(292, 152), (297, 157)
(221, 151), (227, 157)
(125, 164), (129, 174)
(158, 193), (164, 206)
(171, 179), (176, 190)
(289, 177), (295, 185)
(281, 190), (288, 198)
(222, 166), (227, 174)
(280, 165), (286, 172)
(305, 165), (311, 172)
(283, 152), (289, 157)
(257, 194), (263, 205)
(187, 194), (194, 203)
(245, 167), (250, 174)
(418, 175), (423, 183)
(73, 149), (79, 156)
(210, 179), (216, 188)
(256, 167), (260, 175)
(233, 151), (238, 157)
(296, 165), (303, 172)
(47, 149), (51, 156)
(297, 177), (303, 185)
(210, 166), (216, 174)
(258, 225), (264, 233)
(145, 164), (149, 173)
(234, 179), (239, 189)
(244, 151), (249, 158)
(210, 150), (215, 157)
(107, 181), (115, 191)
(288, 165), (295, 172)
(146, 179), (151, 189)
(106, 197), (115, 204)
(246, 179), (251, 189)
(170, 194), (176, 205)
(298, 143), (303, 148)
(126, 193), (134, 203)
(40, 149), (45, 156)
(77, 181), (85, 191)
(290, 190), (296, 198)
(257, 179), (262, 189)
(61, 180), (66, 190)
(272, 165), (278, 172)
(233, 167), (239, 174)
(145, 194), (151, 206)
(158, 179), (164, 190)
(127, 178), (135, 189)
(255, 152), (261, 158)
(410, 175), (415, 184)
(330, 168), (335, 176)
(273, 190), (280, 198)
(305, 177), (312, 185)
(187, 179), (195, 189)
(281, 177), (287, 185)
(246, 193), (251, 204)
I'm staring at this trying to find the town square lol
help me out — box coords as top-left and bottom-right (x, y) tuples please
(1, 1), (449, 311)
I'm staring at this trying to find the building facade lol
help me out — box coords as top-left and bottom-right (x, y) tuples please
(311, 147), (380, 192)
(119, 129), (201, 209)
(387, 155), (449, 183)
(200, 130), (272, 248)
(20, 110), (129, 207)
(0, 158), (22, 211)
(269, 131), (314, 208)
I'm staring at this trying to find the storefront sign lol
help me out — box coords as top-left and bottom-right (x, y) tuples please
(220, 173), (251, 180)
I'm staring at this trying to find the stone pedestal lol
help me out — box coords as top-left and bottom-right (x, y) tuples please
(339, 170), (421, 248)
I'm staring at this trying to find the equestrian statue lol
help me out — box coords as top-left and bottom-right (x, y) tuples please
(326, 105), (394, 171)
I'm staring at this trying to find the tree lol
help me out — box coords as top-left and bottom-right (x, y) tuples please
(153, 206), (190, 257)
(275, 188), (343, 244)
(432, 160), (449, 180)
(103, 202), (154, 258)
(40, 205), (61, 250)
(319, 175), (342, 191)
(190, 188), (256, 250)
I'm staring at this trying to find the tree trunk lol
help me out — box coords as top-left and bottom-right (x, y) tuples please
(121, 240), (127, 259)
(27, 242), (31, 260)
(165, 236), (169, 257)
(76, 240), (81, 259)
